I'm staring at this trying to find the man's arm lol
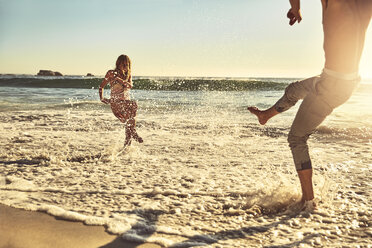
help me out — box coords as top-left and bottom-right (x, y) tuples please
(287, 0), (302, 25)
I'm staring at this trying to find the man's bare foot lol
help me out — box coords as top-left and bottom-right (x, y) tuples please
(285, 198), (317, 214)
(247, 106), (269, 125)
(301, 200), (317, 212)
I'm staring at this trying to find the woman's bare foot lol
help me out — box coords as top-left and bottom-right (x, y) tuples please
(132, 134), (143, 143)
(124, 138), (132, 147)
(247, 107), (269, 125)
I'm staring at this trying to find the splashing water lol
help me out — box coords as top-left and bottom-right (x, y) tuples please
(0, 76), (371, 247)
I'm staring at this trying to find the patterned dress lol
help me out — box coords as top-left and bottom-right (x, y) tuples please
(108, 70), (137, 123)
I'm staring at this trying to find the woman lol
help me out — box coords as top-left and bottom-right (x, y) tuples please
(99, 54), (143, 147)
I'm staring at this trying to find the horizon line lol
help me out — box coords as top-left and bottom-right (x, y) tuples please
(1, 72), (371, 81)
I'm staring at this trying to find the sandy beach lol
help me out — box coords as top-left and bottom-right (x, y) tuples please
(0, 204), (160, 248)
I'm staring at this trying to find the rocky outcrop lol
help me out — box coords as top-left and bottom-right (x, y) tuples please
(86, 73), (94, 77)
(37, 70), (63, 76)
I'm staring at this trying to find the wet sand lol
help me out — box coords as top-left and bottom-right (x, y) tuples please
(0, 204), (161, 248)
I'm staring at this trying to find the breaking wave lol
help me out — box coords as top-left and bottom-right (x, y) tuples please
(0, 76), (291, 91)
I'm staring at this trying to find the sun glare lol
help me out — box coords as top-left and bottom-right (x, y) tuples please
(360, 28), (372, 80)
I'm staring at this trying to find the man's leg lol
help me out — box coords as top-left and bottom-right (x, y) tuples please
(288, 82), (334, 202)
(248, 76), (320, 125)
(248, 75), (328, 204)
(297, 169), (314, 201)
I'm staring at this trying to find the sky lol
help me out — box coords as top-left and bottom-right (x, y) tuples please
(0, 0), (371, 78)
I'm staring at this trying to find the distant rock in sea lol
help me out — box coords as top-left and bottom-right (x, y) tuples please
(37, 70), (63, 76)
(86, 73), (94, 77)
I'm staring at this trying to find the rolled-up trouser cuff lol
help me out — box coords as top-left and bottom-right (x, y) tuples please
(296, 160), (312, 171)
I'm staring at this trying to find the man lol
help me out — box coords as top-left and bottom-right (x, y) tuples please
(248, 0), (372, 210)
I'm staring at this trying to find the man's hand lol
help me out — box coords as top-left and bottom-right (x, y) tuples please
(101, 98), (110, 104)
(287, 8), (302, 25)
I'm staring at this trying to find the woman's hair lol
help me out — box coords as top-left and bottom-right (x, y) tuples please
(115, 54), (131, 80)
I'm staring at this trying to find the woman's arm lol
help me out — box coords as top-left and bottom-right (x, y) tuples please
(99, 71), (111, 104)
(114, 75), (133, 89)
(128, 75), (133, 89)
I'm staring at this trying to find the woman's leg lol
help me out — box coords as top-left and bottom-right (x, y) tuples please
(126, 117), (143, 143)
(111, 101), (136, 147)
(125, 101), (143, 145)
(111, 100), (144, 147)
(124, 121), (132, 147)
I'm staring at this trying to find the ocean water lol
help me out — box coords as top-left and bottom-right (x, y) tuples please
(0, 75), (371, 247)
